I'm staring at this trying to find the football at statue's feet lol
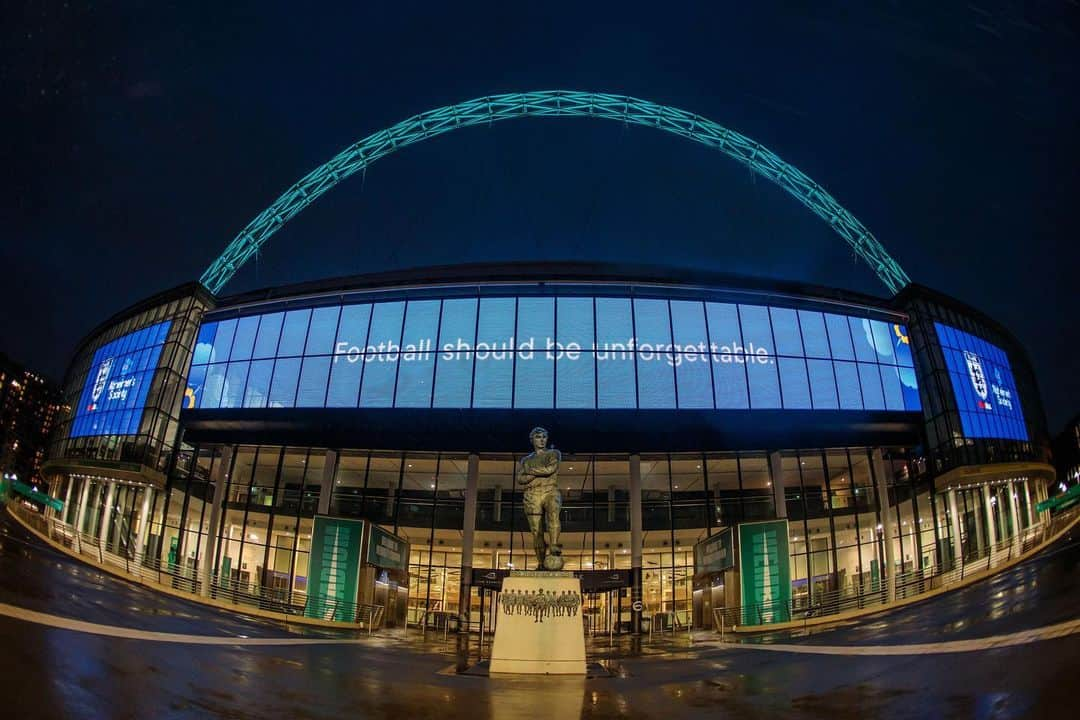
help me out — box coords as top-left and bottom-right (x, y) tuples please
(544, 554), (565, 571)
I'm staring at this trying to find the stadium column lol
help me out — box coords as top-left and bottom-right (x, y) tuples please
(1022, 480), (1035, 526)
(457, 453), (479, 634)
(98, 481), (117, 554)
(198, 446), (233, 597)
(317, 449), (338, 516)
(947, 488), (963, 570)
(871, 450), (897, 602)
(1007, 479), (1022, 553)
(767, 451), (786, 519)
(73, 478), (91, 553)
(982, 484), (997, 550)
(133, 487), (153, 568)
(630, 453), (643, 635)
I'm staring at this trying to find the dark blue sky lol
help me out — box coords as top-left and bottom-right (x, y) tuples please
(3, 2), (1077, 429)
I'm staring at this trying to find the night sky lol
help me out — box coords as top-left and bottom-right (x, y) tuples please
(3, 3), (1077, 430)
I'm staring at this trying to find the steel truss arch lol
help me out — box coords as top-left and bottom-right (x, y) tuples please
(200, 91), (911, 294)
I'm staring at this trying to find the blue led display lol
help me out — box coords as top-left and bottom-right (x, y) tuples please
(186, 298), (921, 413)
(934, 323), (1028, 441)
(71, 321), (172, 437)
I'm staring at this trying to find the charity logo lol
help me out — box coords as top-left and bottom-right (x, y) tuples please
(964, 350), (992, 409)
(88, 357), (114, 411)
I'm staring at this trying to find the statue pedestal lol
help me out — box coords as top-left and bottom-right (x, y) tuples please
(489, 571), (586, 675)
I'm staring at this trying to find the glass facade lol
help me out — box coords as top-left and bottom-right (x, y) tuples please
(187, 295), (920, 412)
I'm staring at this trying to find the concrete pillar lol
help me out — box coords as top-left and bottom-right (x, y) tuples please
(1007, 480), (1022, 553)
(768, 451), (786, 518)
(982, 484), (997, 551)
(316, 449), (338, 516)
(61, 478), (74, 525)
(871, 449), (897, 602)
(133, 488), (153, 568)
(947, 488), (963, 569)
(98, 481), (117, 554)
(199, 446), (233, 597)
(73, 479), (92, 553)
(629, 454), (643, 635)
(457, 453), (479, 632)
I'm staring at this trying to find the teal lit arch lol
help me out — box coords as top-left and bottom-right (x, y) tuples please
(200, 91), (911, 294)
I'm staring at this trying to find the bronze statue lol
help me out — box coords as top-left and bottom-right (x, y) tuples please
(519, 427), (564, 570)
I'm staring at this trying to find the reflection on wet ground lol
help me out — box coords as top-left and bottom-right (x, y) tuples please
(1, 512), (1079, 719)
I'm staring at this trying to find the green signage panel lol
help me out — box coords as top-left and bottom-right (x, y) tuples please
(366, 524), (409, 571)
(693, 528), (734, 575)
(305, 516), (365, 622)
(10, 479), (64, 512)
(738, 520), (791, 626)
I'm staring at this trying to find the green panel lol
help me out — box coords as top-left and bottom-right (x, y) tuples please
(366, 524), (410, 571)
(10, 479), (63, 511)
(305, 516), (365, 622)
(693, 528), (734, 574)
(738, 520), (791, 625)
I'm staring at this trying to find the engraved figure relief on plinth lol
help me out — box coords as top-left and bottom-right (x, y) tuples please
(519, 427), (564, 571)
(499, 588), (583, 623)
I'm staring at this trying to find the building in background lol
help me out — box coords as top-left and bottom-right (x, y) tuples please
(1052, 414), (1080, 493)
(32, 263), (1057, 632)
(0, 352), (65, 485)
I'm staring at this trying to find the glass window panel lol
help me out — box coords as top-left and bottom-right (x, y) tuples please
(670, 300), (707, 348)
(858, 362), (886, 410)
(824, 313), (855, 360)
(201, 363), (227, 409)
(366, 302), (406, 354)
(868, 319), (896, 364)
(705, 302), (743, 354)
(637, 349), (676, 409)
(556, 297), (593, 347)
(596, 297), (633, 343)
(185, 364), (207, 409)
(633, 298), (671, 346)
(834, 361), (863, 410)
(335, 304), (372, 356)
(210, 318), (237, 364)
(473, 298), (515, 408)
(894, 325), (914, 367)
(359, 353), (397, 408)
(219, 362), (249, 408)
(394, 301), (440, 408)
(899, 367), (921, 411)
(849, 317), (879, 362)
(797, 310), (831, 359)
(434, 351), (474, 408)
(738, 305), (773, 355)
(597, 349), (635, 408)
(267, 357), (301, 408)
(243, 359), (274, 408)
(711, 356), (749, 409)
(769, 307), (804, 357)
(516, 297), (554, 350)
(514, 351), (554, 408)
(277, 309), (311, 357)
(192, 323), (217, 366)
(675, 351), (712, 408)
(253, 312), (284, 359)
(777, 357), (812, 409)
(326, 354), (364, 407)
(230, 316), (260, 362)
(746, 355), (781, 408)
(296, 356), (331, 407)
(806, 358), (839, 409)
(556, 351), (594, 409)
(880, 365), (905, 411)
(305, 306), (341, 356)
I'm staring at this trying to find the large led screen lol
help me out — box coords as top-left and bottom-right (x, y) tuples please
(186, 297), (920, 413)
(934, 322), (1028, 441)
(70, 321), (172, 437)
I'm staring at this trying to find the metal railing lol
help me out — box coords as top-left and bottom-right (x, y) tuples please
(711, 505), (1079, 631)
(8, 505), (384, 632)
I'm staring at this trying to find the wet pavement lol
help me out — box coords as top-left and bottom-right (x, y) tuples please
(1, 510), (1078, 719)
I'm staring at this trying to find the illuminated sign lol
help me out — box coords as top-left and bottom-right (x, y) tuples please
(186, 297), (920, 412)
(71, 321), (172, 437)
(934, 323), (1028, 441)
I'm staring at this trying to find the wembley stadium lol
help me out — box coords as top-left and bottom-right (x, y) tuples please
(28, 92), (1057, 633)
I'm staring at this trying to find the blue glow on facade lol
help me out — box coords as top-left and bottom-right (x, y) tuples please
(934, 322), (1028, 441)
(71, 321), (172, 437)
(186, 296), (919, 413)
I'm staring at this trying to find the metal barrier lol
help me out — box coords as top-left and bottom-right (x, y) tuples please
(8, 505), (384, 632)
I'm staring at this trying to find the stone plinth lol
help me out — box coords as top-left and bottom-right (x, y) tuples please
(489, 571), (586, 675)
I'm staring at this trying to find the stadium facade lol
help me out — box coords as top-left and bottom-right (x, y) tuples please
(39, 262), (1055, 630)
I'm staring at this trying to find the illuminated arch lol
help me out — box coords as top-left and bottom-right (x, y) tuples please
(200, 91), (911, 294)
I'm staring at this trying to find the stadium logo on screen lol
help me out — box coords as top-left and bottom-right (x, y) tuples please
(88, 357), (113, 411)
(964, 350), (990, 407)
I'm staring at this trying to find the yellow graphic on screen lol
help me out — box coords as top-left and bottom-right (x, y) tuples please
(893, 324), (909, 345)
